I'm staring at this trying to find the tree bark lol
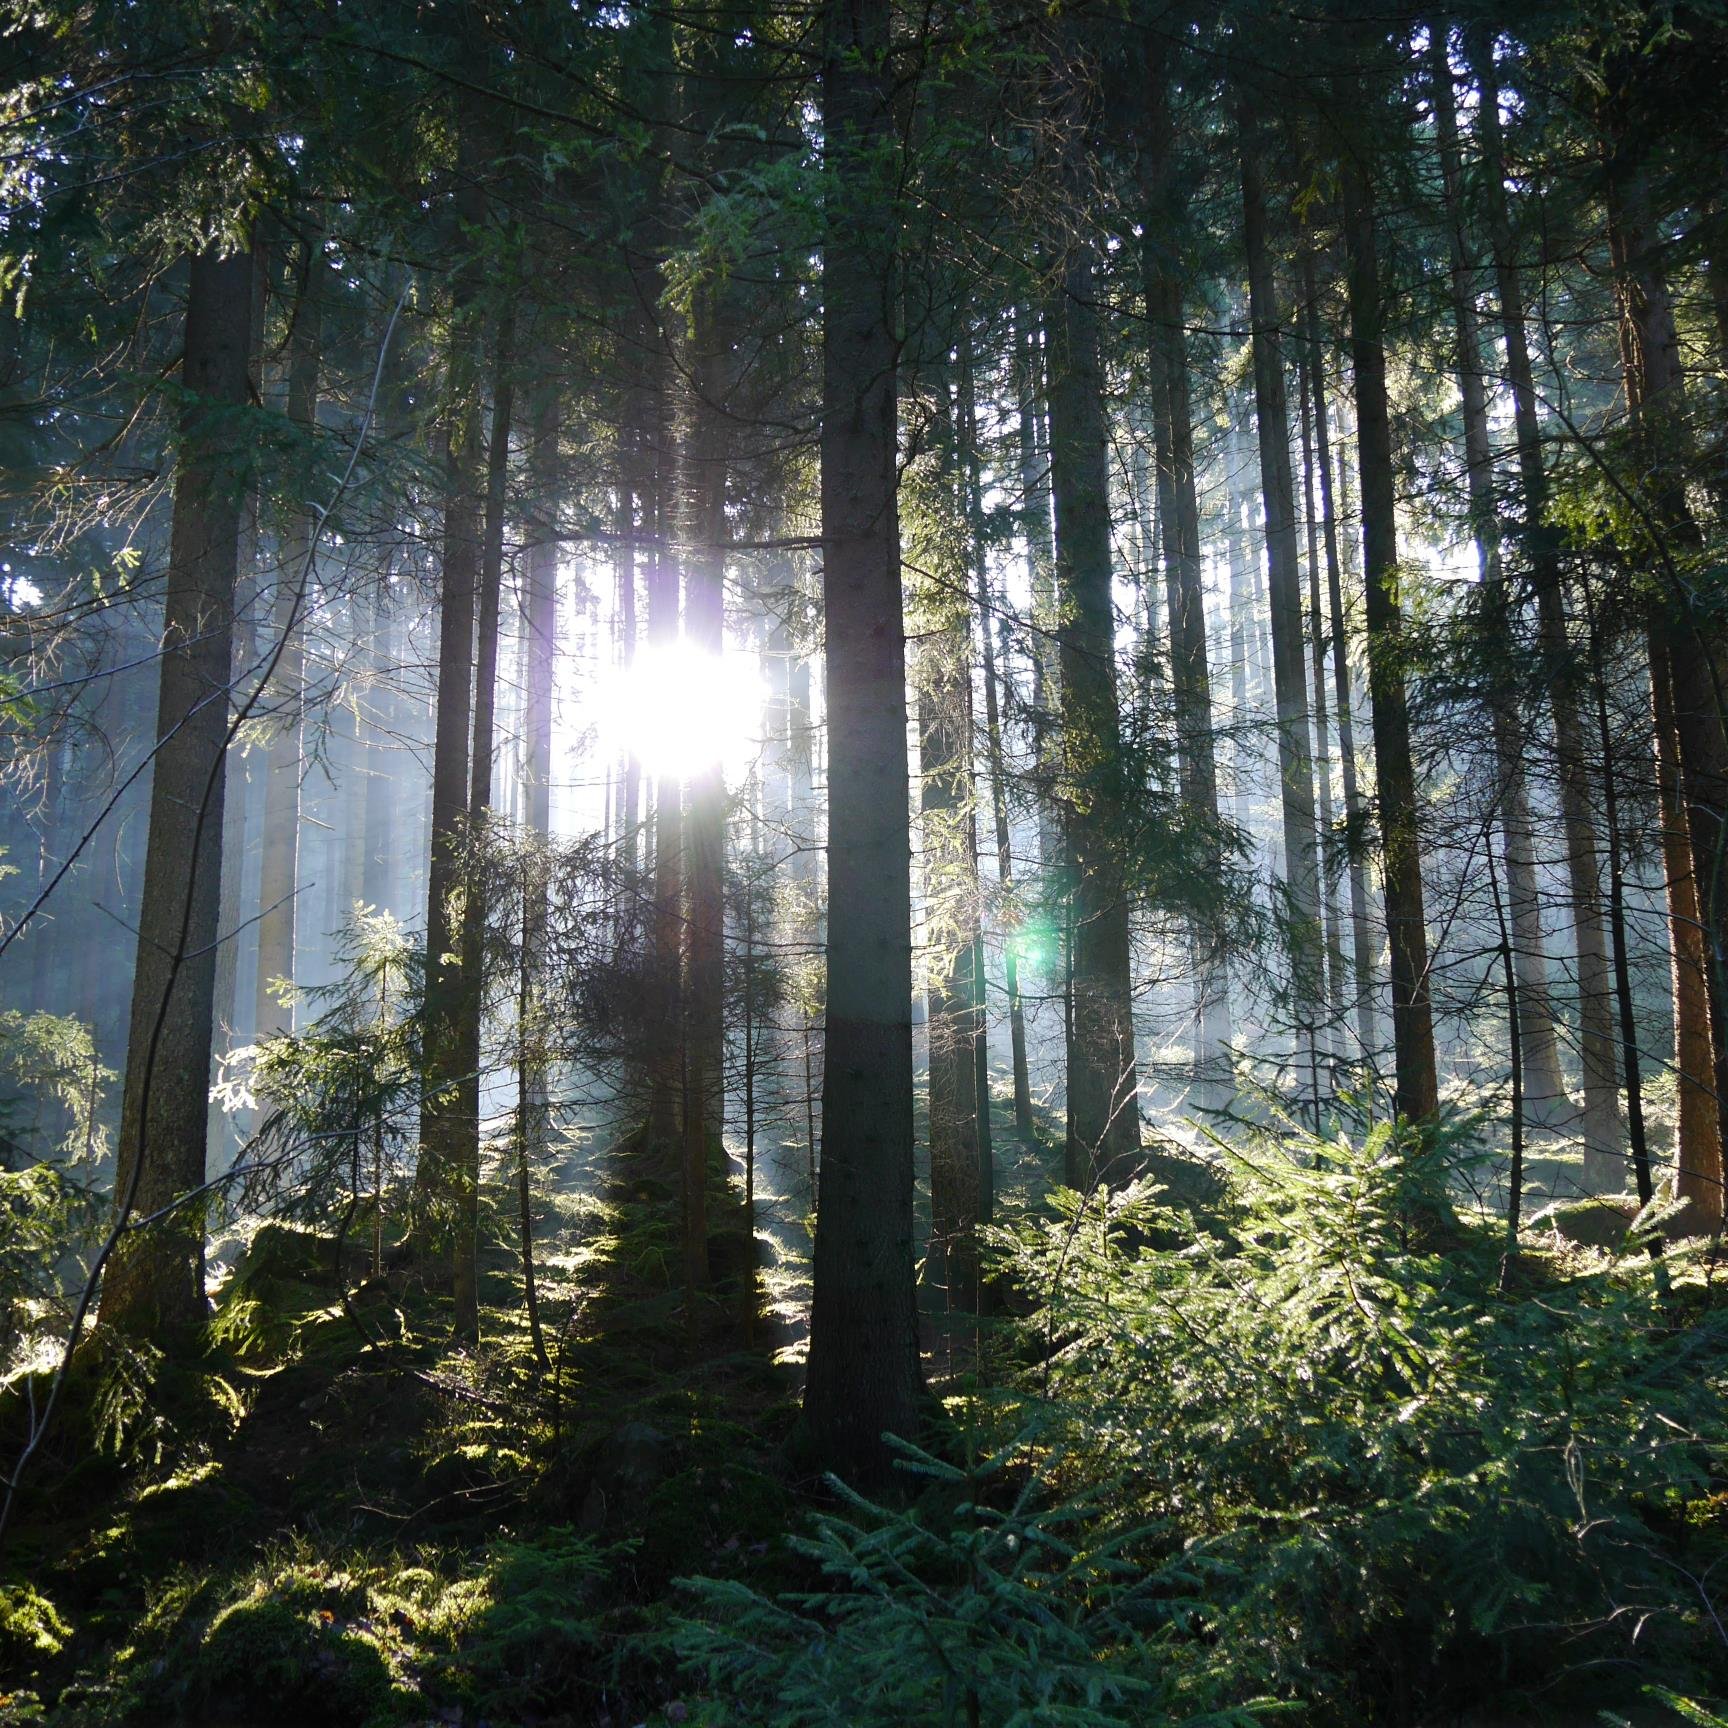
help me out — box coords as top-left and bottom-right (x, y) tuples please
(918, 631), (982, 1345)
(803, 0), (921, 1482)
(1603, 133), (1727, 1222)
(254, 270), (322, 1042)
(1651, 632), (1724, 1225)
(643, 461), (684, 1167)
(1240, 109), (1324, 1079)
(448, 315), (514, 1340)
(1295, 344), (1347, 1049)
(1428, 34), (1569, 1125)
(414, 126), (487, 1268)
(519, 379), (559, 1368)
(1300, 254), (1378, 1060)
(102, 244), (255, 1335)
(964, 368), (1034, 1141)
(1469, 27), (1621, 1182)
(1047, 239), (1143, 1188)
(1141, 40), (1231, 1101)
(1016, 311), (1062, 882)
(676, 295), (728, 1311)
(1340, 160), (1439, 1125)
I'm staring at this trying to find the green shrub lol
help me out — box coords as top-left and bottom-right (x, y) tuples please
(675, 1436), (1265, 1726)
(990, 1124), (1728, 1720)
(454, 1526), (610, 1709)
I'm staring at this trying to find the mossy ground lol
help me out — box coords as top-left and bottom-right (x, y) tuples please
(0, 1126), (822, 1728)
(0, 1085), (1083, 1727)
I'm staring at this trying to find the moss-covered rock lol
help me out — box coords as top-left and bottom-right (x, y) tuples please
(183, 1580), (406, 1728)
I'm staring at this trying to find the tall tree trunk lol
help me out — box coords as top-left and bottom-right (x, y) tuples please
(359, 590), (395, 915)
(964, 369), (1034, 1140)
(414, 131), (487, 1268)
(1604, 135), (1728, 1222)
(1300, 255), (1378, 1060)
(519, 379), (559, 1369)
(1128, 408), (1160, 660)
(616, 430), (642, 875)
(208, 449), (261, 1169)
(676, 296), (729, 1313)
(1240, 110), (1324, 1088)
(448, 316), (514, 1341)
(1296, 345), (1347, 1048)
(644, 401), (684, 1162)
(1047, 239), (1143, 1188)
(1141, 39), (1231, 1102)
(1224, 411), (1254, 838)
(102, 244), (255, 1335)
(253, 273), (320, 1039)
(803, 0), (921, 1482)
(1469, 27), (1621, 1183)
(1428, 36), (1569, 1126)
(918, 632), (982, 1347)
(1340, 160), (1439, 1125)
(1586, 592), (1652, 1204)
(206, 248), (266, 1119)
(1651, 633), (1724, 1225)
(1017, 312), (1062, 882)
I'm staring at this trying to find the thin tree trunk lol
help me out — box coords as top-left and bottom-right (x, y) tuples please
(1241, 111), (1324, 1096)
(644, 383), (684, 1165)
(359, 592), (395, 915)
(447, 314), (515, 1341)
(1469, 27), (1621, 1183)
(1296, 346), (1347, 1051)
(1225, 412), (1254, 839)
(1486, 818), (1525, 1266)
(961, 354), (1033, 1140)
(1651, 632), (1724, 1225)
(1141, 41), (1231, 1101)
(918, 648), (982, 1349)
(254, 272), (322, 1040)
(1047, 237), (1143, 1189)
(518, 379), (558, 1372)
(1340, 160), (1439, 1126)
(1587, 594), (1651, 1203)
(616, 433), (642, 875)
(1428, 35), (1569, 1125)
(1301, 255), (1378, 1060)
(209, 483), (260, 1169)
(1017, 311), (1062, 881)
(676, 291), (728, 1313)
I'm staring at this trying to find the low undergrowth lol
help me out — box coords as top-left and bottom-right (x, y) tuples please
(4, 1119), (1725, 1726)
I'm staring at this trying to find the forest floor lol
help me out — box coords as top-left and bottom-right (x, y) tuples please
(4, 1077), (1724, 1726)
(0, 1078), (1061, 1728)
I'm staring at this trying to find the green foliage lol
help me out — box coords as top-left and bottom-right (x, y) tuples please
(1603, 1691), (1728, 1727)
(0, 1159), (92, 1380)
(83, 1331), (246, 1471)
(0, 1010), (107, 1384)
(214, 909), (420, 1252)
(0, 1582), (70, 1667)
(988, 1125), (1728, 1719)
(0, 1011), (106, 1167)
(451, 1526), (609, 1708)
(675, 1435), (1266, 1727)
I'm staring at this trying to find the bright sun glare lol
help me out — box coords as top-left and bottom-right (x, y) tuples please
(596, 638), (763, 782)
